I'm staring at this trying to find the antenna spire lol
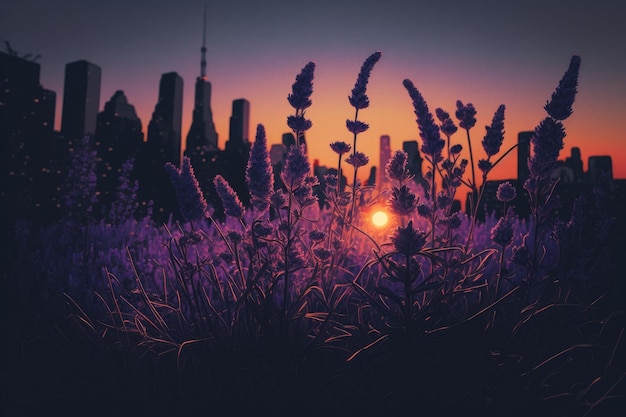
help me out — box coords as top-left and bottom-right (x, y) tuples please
(200, 4), (207, 79)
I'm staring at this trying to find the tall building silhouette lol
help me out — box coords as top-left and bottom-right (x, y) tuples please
(95, 90), (143, 216)
(588, 156), (613, 184)
(517, 131), (532, 184)
(226, 98), (250, 155)
(185, 7), (219, 164)
(61, 60), (101, 141)
(1, 50), (61, 225)
(147, 72), (183, 166)
(403, 140), (428, 194)
(139, 71), (184, 222)
(378, 135), (391, 189)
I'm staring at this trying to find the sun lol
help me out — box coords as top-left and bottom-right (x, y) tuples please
(371, 210), (389, 228)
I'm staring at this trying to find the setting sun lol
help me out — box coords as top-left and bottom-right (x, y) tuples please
(371, 210), (389, 227)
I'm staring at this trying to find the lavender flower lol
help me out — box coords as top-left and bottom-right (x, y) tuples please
(330, 141), (351, 155)
(287, 61), (315, 111)
(309, 230), (327, 242)
(213, 175), (244, 219)
(440, 212), (462, 229)
(417, 203), (433, 218)
(281, 144), (310, 191)
(402, 79), (445, 159)
(478, 159), (492, 174)
(165, 156), (207, 222)
(349, 51), (382, 109)
(496, 181), (516, 202)
(287, 115), (313, 133)
(345, 152), (369, 168)
(544, 55), (581, 121)
(481, 104), (505, 157)
(436, 108), (458, 138)
(270, 189), (287, 209)
(346, 120), (369, 134)
(313, 248), (332, 261)
(528, 117), (566, 178)
(436, 191), (453, 209)
(450, 144), (463, 154)
(385, 150), (410, 183)
(391, 220), (427, 256)
(388, 185), (418, 216)
(253, 221), (274, 237)
(490, 208), (515, 247)
(226, 230), (244, 245)
(246, 124), (274, 211)
(455, 101), (477, 130)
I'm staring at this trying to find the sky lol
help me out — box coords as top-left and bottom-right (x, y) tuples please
(2, 0), (625, 181)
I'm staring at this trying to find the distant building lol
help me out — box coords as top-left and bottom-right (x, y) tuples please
(378, 135), (391, 189)
(147, 71), (183, 166)
(517, 131), (532, 184)
(403, 140), (428, 195)
(226, 98), (250, 155)
(139, 71), (184, 222)
(0, 50), (61, 225)
(95, 90), (143, 215)
(61, 60), (101, 142)
(588, 156), (613, 184)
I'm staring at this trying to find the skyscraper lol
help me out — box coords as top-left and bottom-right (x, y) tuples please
(517, 131), (532, 184)
(61, 60), (101, 141)
(139, 72), (184, 222)
(226, 98), (250, 155)
(378, 135), (391, 189)
(185, 7), (219, 164)
(147, 72), (183, 166)
(403, 140), (428, 194)
(95, 90), (143, 215)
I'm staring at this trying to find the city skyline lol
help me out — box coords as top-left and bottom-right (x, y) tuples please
(2, 0), (625, 181)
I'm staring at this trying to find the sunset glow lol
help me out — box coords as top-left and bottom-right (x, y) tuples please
(371, 210), (389, 228)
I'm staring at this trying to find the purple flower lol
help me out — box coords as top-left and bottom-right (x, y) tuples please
(402, 79), (445, 159)
(246, 124), (274, 211)
(349, 51), (382, 110)
(440, 212), (462, 229)
(253, 221), (274, 237)
(313, 247), (332, 261)
(287, 62), (315, 111)
(213, 175), (244, 219)
(345, 152), (369, 168)
(481, 104), (506, 157)
(436, 191), (453, 209)
(330, 141), (351, 155)
(281, 144), (311, 190)
(287, 115), (312, 132)
(391, 220), (427, 256)
(478, 159), (492, 174)
(388, 185), (418, 216)
(436, 108), (458, 138)
(309, 230), (327, 242)
(455, 101), (477, 130)
(528, 117), (565, 178)
(346, 119), (369, 134)
(417, 203), (433, 218)
(496, 181), (516, 202)
(385, 150), (410, 183)
(450, 144), (463, 154)
(226, 230), (244, 245)
(490, 208), (515, 247)
(544, 55), (581, 121)
(270, 189), (287, 209)
(293, 181), (318, 208)
(165, 156), (207, 222)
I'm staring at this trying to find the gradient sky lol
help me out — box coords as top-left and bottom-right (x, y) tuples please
(3, 0), (625, 181)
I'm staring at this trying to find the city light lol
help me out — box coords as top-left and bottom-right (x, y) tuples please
(371, 210), (389, 228)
